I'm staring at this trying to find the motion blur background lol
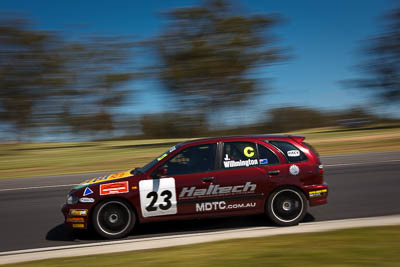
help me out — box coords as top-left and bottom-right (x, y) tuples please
(1, 2), (400, 264)
(1, 0), (400, 142)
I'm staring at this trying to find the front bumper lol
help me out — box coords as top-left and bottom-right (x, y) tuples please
(304, 183), (328, 206)
(61, 204), (89, 229)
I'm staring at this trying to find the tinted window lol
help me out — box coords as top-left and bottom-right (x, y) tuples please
(267, 140), (307, 163)
(222, 142), (258, 169)
(162, 144), (216, 175)
(258, 144), (279, 165)
(140, 144), (182, 173)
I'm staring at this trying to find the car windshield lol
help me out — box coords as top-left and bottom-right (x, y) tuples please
(134, 143), (182, 174)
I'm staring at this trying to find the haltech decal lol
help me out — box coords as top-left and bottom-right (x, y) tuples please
(179, 182), (256, 198)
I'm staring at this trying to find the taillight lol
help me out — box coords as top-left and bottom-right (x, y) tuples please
(318, 164), (324, 175)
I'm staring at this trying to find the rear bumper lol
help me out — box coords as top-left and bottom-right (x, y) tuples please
(304, 183), (328, 206)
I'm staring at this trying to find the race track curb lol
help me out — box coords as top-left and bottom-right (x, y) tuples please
(1, 214), (400, 265)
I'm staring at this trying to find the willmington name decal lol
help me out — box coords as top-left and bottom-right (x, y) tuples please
(223, 159), (258, 168)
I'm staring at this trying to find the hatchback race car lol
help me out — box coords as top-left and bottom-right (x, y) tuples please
(62, 135), (328, 239)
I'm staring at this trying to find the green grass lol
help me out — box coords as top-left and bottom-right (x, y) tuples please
(6, 225), (400, 267)
(0, 138), (188, 179)
(1, 124), (399, 179)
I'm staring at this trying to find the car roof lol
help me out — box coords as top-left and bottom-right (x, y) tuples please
(178, 134), (305, 147)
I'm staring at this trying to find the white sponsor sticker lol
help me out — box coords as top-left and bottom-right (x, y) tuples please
(289, 164), (300, 175)
(79, 197), (95, 203)
(287, 150), (300, 157)
(139, 178), (177, 218)
(223, 159), (258, 168)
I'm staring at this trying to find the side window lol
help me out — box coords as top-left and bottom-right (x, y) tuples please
(222, 142), (258, 169)
(162, 144), (216, 175)
(258, 144), (279, 165)
(267, 140), (307, 163)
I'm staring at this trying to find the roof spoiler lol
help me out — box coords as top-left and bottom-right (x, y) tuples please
(289, 135), (305, 143)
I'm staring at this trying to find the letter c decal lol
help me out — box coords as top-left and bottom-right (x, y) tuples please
(244, 146), (255, 157)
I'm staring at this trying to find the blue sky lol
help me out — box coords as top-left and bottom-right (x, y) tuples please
(2, 0), (399, 124)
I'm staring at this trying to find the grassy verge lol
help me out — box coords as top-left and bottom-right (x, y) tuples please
(1, 124), (399, 179)
(6, 225), (400, 267)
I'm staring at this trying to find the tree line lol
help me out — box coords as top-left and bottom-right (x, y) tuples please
(0, 16), (138, 140)
(1, 0), (399, 141)
(138, 106), (398, 139)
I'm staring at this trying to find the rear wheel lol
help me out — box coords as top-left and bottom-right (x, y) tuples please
(92, 199), (135, 239)
(266, 188), (307, 226)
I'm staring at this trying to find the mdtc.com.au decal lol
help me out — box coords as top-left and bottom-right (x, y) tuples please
(196, 201), (256, 212)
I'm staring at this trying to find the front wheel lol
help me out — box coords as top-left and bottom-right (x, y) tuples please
(266, 188), (307, 226)
(92, 199), (135, 239)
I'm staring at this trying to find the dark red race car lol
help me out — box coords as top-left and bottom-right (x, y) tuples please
(62, 135), (328, 239)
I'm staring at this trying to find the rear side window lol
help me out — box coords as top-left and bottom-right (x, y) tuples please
(222, 142), (258, 169)
(267, 140), (307, 163)
(258, 145), (279, 165)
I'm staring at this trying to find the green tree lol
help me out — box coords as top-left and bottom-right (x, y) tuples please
(0, 17), (65, 140)
(154, 0), (284, 113)
(267, 107), (327, 133)
(0, 17), (138, 140)
(140, 112), (208, 138)
(59, 36), (137, 136)
(351, 6), (400, 103)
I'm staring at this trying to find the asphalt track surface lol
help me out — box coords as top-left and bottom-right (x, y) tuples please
(0, 151), (399, 253)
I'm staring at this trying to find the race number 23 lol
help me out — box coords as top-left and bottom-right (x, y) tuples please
(139, 178), (177, 217)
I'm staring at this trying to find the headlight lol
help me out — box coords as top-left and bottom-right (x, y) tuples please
(66, 194), (78, 205)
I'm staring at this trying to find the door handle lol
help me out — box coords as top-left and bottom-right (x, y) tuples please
(201, 177), (214, 182)
(268, 170), (280, 175)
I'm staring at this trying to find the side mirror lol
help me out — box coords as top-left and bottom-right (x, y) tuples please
(156, 167), (168, 177)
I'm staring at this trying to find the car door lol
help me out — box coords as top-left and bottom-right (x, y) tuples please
(211, 141), (272, 214)
(150, 142), (220, 217)
(256, 142), (288, 190)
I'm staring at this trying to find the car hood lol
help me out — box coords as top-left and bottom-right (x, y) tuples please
(74, 170), (134, 189)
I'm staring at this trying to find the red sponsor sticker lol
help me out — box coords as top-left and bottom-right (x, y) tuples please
(100, 181), (129, 195)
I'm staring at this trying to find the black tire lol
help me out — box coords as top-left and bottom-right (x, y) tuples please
(92, 199), (135, 239)
(266, 188), (307, 226)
